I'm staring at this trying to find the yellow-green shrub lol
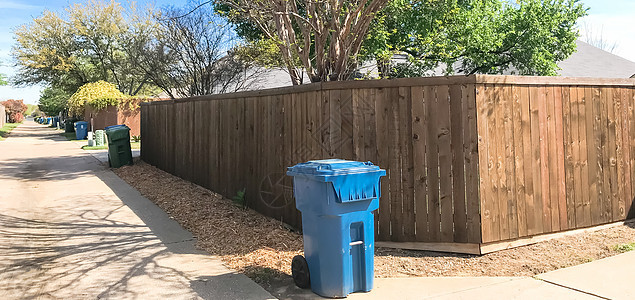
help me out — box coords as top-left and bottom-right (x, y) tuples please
(68, 81), (126, 116)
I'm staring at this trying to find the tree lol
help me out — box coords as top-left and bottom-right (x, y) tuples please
(362, 0), (587, 77)
(0, 60), (7, 86)
(1, 100), (28, 123)
(218, 0), (391, 84)
(12, 0), (156, 95)
(126, 4), (263, 98)
(38, 86), (70, 116)
(68, 80), (126, 117)
(581, 21), (618, 53)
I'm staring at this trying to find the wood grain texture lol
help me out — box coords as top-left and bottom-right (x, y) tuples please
(140, 79), (635, 246)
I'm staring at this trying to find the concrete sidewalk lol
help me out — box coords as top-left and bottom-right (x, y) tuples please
(0, 120), (273, 299)
(278, 252), (633, 299)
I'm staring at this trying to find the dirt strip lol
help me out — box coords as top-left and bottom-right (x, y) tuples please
(114, 161), (635, 285)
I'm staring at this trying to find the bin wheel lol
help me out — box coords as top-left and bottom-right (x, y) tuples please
(291, 255), (310, 289)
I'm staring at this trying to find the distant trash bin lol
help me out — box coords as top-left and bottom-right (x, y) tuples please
(287, 159), (386, 298)
(51, 117), (58, 128)
(87, 132), (94, 147)
(105, 125), (132, 168)
(45, 117), (51, 125)
(74, 121), (88, 140)
(65, 120), (75, 133)
(95, 130), (106, 147)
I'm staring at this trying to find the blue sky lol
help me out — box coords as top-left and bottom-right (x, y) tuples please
(0, 0), (634, 105)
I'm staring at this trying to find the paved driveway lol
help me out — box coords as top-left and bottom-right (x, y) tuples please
(0, 120), (273, 299)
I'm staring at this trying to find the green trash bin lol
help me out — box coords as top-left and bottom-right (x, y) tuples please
(65, 120), (75, 133)
(105, 125), (133, 168)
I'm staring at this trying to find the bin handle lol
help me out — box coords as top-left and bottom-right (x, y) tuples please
(350, 241), (363, 246)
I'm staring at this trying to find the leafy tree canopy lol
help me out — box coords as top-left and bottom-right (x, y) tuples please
(12, 0), (156, 95)
(363, 0), (588, 77)
(38, 86), (70, 116)
(220, 0), (587, 79)
(1, 99), (28, 123)
(68, 80), (126, 116)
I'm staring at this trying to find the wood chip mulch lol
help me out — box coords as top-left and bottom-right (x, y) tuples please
(114, 161), (635, 284)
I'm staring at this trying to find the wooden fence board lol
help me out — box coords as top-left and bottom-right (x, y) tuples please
(389, 88), (405, 241)
(529, 85), (545, 235)
(503, 85), (518, 239)
(577, 87), (592, 227)
(601, 88), (613, 223)
(554, 86), (568, 230)
(426, 85), (442, 241)
(400, 87), (416, 240)
(614, 89), (626, 221)
(567, 87), (581, 228)
(376, 87), (391, 240)
(450, 84), (468, 242)
(437, 85), (454, 242)
(591, 87), (603, 224)
(623, 88), (634, 219)
(476, 84), (494, 243)
(546, 86), (560, 231)
(519, 86), (534, 237)
(495, 85), (508, 240)
(512, 85), (527, 237)
(464, 84), (481, 243)
(412, 86), (429, 241)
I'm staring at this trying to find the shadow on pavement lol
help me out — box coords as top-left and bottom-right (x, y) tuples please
(0, 209), (176, 298)
(0, 155), (96, 181)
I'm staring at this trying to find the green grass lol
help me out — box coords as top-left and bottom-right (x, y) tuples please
(80, 141), (140, 150)
(0, 123), (21, 141)
(613, 242), (635, 253)
(82, 145), (108, 150)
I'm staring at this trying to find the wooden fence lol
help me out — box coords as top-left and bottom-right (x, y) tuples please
(141, 75), (635, 253)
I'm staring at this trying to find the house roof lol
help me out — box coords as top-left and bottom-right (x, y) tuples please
(557, 40), (635, 78)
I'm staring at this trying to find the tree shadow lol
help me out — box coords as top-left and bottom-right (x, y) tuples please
(0, 210), (180, 298)
(0, 155), (97, 182)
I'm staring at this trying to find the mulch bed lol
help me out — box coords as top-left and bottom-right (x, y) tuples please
(113, 161), (635, 284)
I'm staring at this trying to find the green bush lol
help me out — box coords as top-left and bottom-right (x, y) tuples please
(68, 81), (126, 116)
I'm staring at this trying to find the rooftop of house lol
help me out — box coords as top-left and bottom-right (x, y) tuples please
(557, 40), (635, 78)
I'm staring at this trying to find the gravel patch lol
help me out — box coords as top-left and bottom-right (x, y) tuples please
(113, 161), (635, 285)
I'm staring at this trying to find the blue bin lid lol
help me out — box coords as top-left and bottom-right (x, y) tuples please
(75, 121), (87, 125)
(287, 159), (383, 178)
(287, 159), (386, 203)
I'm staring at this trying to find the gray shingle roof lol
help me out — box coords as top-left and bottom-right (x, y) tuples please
(557, 40), (635, 78)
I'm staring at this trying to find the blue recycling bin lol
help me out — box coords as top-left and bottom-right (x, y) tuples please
(51, 117), (58, 127)
(45, 117), (51, 125)
(74, 121), (88, 140)
(287, 159), (386, 298)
